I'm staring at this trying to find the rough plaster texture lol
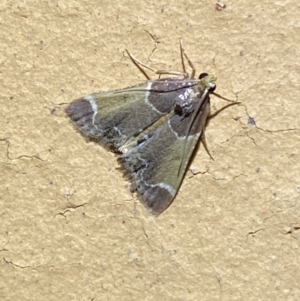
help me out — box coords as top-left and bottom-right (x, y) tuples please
(1, 0), (300, 300)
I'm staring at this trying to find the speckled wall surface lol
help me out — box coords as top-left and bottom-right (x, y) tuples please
(1, 1), (300, 300)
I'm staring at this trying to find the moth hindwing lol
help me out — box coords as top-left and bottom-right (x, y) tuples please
(65, 47), (217, 215)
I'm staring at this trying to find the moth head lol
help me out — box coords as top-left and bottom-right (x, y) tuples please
(198, 73), (217, 92)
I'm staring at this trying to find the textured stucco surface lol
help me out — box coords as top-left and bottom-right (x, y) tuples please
(1, 0), (300, 300)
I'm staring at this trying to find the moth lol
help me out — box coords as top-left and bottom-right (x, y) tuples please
(65, 42), (221, 215)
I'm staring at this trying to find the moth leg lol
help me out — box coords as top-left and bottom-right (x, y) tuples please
(155, 70), (189, 78)
(125, 49), (154, 80)
(126, 45), (194, 80)
(201, 131), (214, 161)
(179, 39), (187, 75)
(180, 40), (196, 79)
(126, 49), (187, 79)
(156, 40), (196, 79)
(154, 40), (190, 79)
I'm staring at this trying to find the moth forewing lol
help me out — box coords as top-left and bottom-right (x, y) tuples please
(174, 77), (214, 188)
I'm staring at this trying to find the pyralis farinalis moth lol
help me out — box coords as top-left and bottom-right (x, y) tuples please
(66, 42), (223, 215)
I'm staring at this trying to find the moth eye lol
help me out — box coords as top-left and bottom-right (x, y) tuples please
(209, 85), (216, 92)
(199, 73), (208, 79)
